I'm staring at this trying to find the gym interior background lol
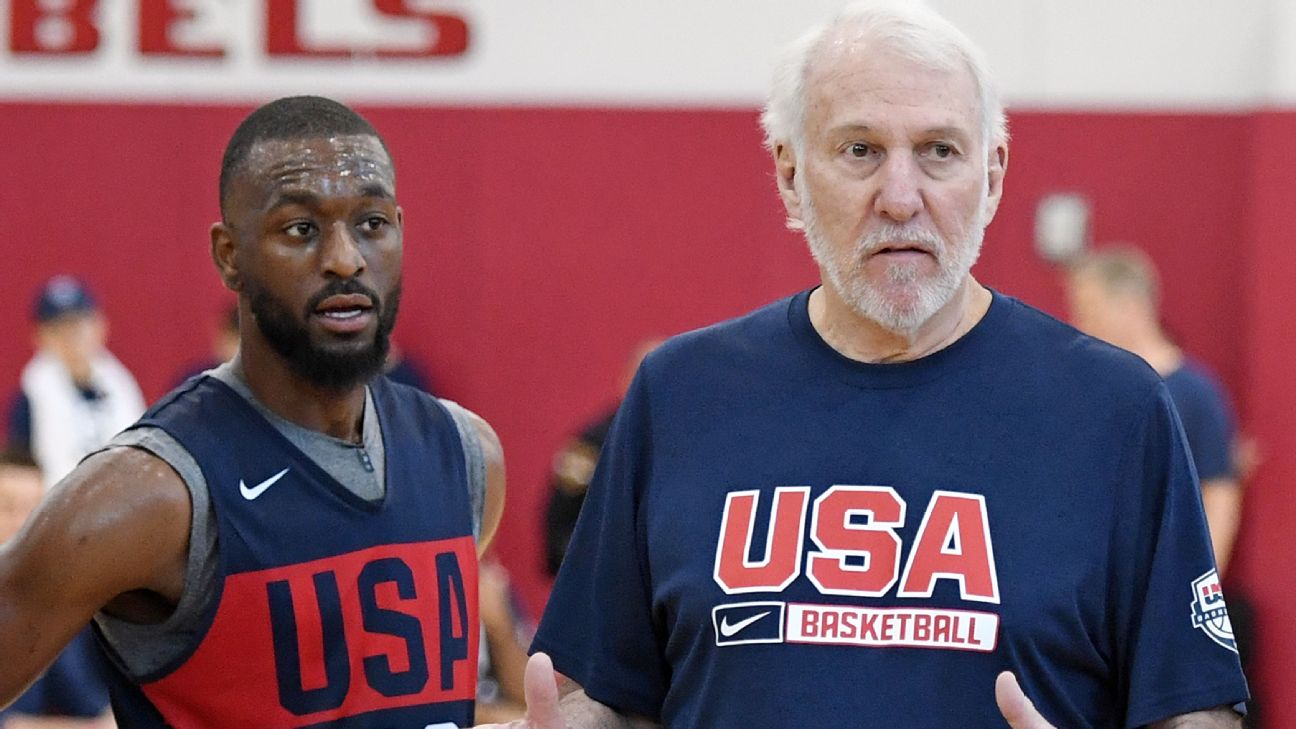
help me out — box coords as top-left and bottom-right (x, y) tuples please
(2, 0), (1295, 722)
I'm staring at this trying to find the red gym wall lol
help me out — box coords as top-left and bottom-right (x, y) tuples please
(2, 104), (1293, 722)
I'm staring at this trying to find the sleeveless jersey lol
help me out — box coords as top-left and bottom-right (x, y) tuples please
(98, 375), (479, 728)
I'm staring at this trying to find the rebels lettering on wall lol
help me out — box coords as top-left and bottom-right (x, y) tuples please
(8, 0), (468, 58)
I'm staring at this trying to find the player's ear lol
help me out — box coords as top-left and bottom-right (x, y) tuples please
(982, 141), (1009, 224)
(211, 222), (242, 292)
(774, 141), (805, 230)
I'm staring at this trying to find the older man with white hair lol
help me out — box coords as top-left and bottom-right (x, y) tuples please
(486, 3), (1249, 728)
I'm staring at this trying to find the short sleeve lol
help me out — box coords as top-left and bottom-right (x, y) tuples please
(1114, 384), (1249, 727)
(1174, 374), (1236, 482)
(530, 371), (669, 720)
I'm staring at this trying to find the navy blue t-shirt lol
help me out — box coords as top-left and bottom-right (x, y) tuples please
(532, 289), (1248, 728)
(1163, 360), (1236, 482)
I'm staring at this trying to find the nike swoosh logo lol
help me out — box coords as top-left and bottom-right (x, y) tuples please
(720, 610), (771, 637)
(239, 468), (290, 500)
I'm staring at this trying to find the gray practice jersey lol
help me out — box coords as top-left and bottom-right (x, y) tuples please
(93, 363), (487, 678)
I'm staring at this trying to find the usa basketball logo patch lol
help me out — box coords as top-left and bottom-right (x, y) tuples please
(1190, 569), (1236, 653)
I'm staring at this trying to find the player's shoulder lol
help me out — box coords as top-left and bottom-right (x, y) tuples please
(53, 444), (193, 534)
(434, 396), (499, 449)
(373, 375), (459, 422)
(375, 373), (437, 402)
(373, 378), (500, 465)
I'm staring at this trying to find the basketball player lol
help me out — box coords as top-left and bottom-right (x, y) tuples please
(483, 4), (1247, 728)
(0, 96), (504, 727)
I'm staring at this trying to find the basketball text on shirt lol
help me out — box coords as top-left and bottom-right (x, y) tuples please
(711, 486), (999, 651)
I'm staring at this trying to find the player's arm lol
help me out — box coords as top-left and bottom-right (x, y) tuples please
(0, 447), (191, 707)
(475, 653), (660, 729)
(1200, 478), (1241, 576)
(462, 408), (505, 556)
(996, 673), (1241, 728)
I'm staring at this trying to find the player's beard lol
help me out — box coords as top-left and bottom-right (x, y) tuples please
(801, 187), (988, 337)
(247, 277), (400, 391)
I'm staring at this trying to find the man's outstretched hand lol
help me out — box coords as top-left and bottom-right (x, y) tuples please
(475, 652), (564, 729)
(995, 672), (1056, 729)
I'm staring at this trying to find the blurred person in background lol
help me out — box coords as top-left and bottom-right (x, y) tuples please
(383, 342), (436, 393)
(170, 304), (240, 387)
(544, 339), (661, 576)
(6, 276), (145, 490)
(1067, 246), (1243, 575)
(1067, 245), (1259, 726)
(0, 451), (113, 729)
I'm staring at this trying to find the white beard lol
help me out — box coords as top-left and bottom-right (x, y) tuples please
(801, 189), (988, 336)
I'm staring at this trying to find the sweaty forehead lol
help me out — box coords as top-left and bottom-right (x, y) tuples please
(238, 134), (395, 201)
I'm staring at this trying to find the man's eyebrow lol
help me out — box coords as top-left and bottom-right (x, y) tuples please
(263, 184), (394, 212)
(826, 123), (874, 136)
(358, 183), (395, 201)
(920, 126), (972, 140)
(265, 190), (319, 212)
(824, 124), (973, 139)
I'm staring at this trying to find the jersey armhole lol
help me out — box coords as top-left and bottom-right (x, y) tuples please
(439, 398), (486, 541)
(90, 429), (221, 682)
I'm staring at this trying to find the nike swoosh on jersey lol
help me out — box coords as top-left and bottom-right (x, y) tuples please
(719, 610), (772, 637)
(239, 468), (290, 500)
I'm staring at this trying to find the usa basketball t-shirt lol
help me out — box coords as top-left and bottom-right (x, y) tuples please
(532, 288), (1248, 728)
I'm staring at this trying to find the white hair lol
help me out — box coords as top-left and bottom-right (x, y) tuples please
(761, 1), (1008, 155)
